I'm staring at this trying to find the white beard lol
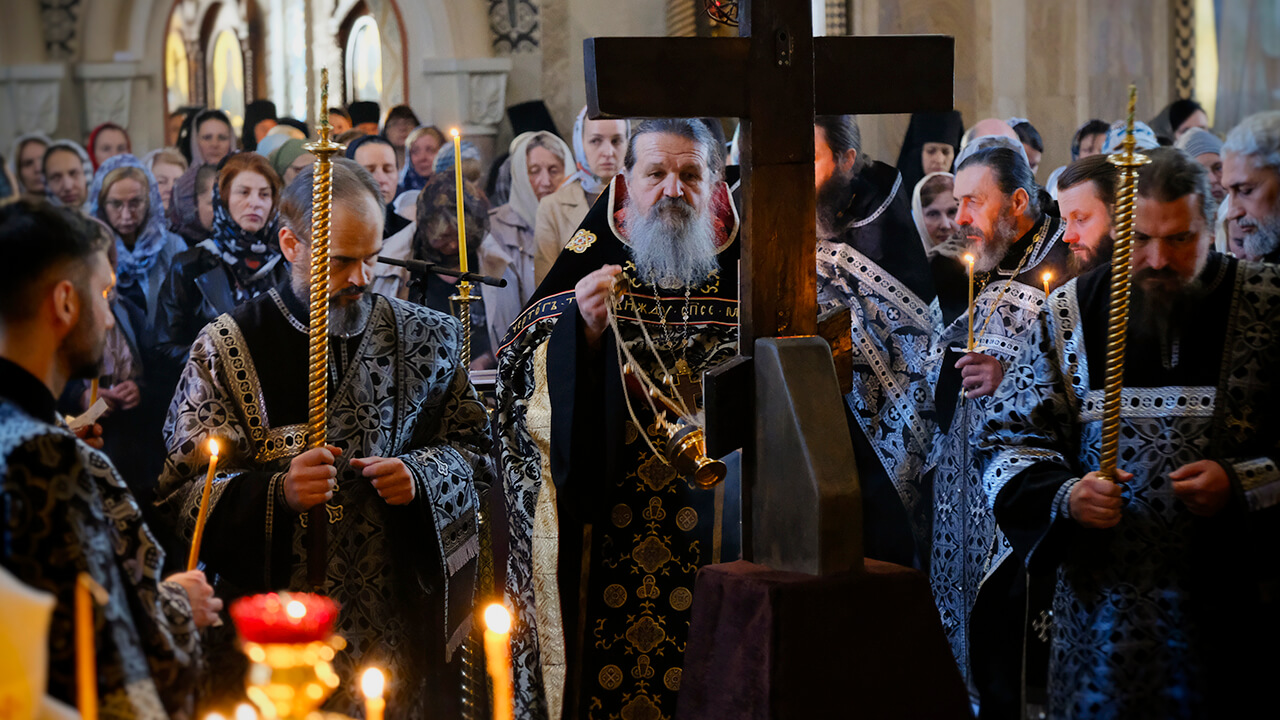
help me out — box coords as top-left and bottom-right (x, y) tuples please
(627, 194), (720, 288)
(1241, 212), (1280, 260)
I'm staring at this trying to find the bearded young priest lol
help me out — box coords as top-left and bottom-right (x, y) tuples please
(981, 147), (1280, 718)
(496, 118), (742, 720)
(157, 159), (489, 719)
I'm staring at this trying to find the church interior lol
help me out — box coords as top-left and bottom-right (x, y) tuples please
(2, 0), (1280, 719)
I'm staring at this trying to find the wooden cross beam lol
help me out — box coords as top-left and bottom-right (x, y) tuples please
(585, 5), (954, 346)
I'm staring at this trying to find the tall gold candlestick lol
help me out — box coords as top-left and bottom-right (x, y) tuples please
(76, 573), (97, 720)
(302, 68), (346, 588)
(187, 438), (220, 571)
(1098, 86), (1151, 481)
(483, 604), (514, 720)
(964, 253), (976, 351)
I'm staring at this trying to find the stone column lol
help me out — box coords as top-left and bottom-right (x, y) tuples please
(420, 57), (513, 160)
(0, 64), (67, 146)
(76, 62), (146, 135)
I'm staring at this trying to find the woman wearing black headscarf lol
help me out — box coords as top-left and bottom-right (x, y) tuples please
(895, 110), (964, 194)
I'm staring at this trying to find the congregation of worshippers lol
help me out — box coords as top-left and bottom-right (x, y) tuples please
(2, 88), (1279, 720)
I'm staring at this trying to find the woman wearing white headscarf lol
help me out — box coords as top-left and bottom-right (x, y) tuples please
(9, 131), (51, 198)
(910, 171), (962, 258)
(479, 131), (573, 352)
(532, 106), (631, 284)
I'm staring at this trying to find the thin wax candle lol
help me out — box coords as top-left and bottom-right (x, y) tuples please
(450, 128), (468, 274)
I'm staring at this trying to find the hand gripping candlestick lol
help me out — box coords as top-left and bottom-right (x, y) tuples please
(302, 69), (345, 588)
(1098, 85), (1151, 481)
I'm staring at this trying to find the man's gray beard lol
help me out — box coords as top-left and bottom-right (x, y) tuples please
(290, 266), (374, 337)
(960, 211), (1020, 272)
(627, 194), (720, 288)
(1241, 212), (1280, 260)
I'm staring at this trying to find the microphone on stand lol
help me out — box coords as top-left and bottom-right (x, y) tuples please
(377, 256), (508, 288)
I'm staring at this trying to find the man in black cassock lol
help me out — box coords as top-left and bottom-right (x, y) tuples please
(981, 147), (1280, 718)
(0, 200), (219, 720)
(813, 114), (939, 568)
(497, 118), (742, 720)
(158, 160), (489, 719)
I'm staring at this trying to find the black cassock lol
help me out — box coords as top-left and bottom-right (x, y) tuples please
(497, 174), (743, 720)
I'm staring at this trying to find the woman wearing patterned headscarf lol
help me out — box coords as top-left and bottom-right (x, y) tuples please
(153, 152), (286, 375)
(88, 154), (187, 329)
(397, 125), (446, 196)
(532, 106), (630, 284)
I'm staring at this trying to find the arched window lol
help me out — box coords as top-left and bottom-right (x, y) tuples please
(165, 28), (190, 111)
(209, 29), (246, 134)
(345, 16), (383, 103)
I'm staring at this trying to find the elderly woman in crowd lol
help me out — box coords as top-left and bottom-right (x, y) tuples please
(144, 148), (189, 215)
(9, 132), (50, 199)
(79, 157), (186, 518)
(87, 122), (132, 171)
(42, 140), (93, 213)
(153, 152), (286, 374)
(90, 154), (187, 330)
(398, 125), (446, 196)
(382, 104), (421, 168)
(532, 106), (630, 284)
(170, 109), (238, 243)
(478, 131), (572, 351)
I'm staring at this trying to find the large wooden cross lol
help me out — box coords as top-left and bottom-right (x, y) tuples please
(585, 0), (953, 573)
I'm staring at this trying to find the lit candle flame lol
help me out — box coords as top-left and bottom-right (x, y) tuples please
(964, 253), (975, 267)
(205, 714), (227, 720)
(207, 437), (220, 457)
(1042, 271), (1052, 283)
(234, 704), (257, 720)
(361, 668), (385, 700)
(450, 127), (460, 139)
(286, 600), (307, 620)
(484, 603), (512, 634)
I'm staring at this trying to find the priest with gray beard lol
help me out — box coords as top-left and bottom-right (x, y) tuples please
(495, 118), (743, 720)
(158, 159), (490, 719)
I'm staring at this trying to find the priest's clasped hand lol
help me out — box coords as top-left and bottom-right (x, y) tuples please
(284, 444), (343, 512)
(351, 456), (416, 505)
(576, 264), (624, 349)
(1170, 460), (1231, 517)
(956, 352), (1003, 398)
(1070, 469), (1134, 529)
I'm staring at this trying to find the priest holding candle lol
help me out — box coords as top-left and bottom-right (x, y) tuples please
(158, 154), (490, 718)
(927, 139), (1070, 715)
(0, 199), (221, 720)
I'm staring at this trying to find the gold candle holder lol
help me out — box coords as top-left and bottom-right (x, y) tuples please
(1099, 86), (1151, 481)
(303, 68), (346, 588)
(243, 639), (342, 720)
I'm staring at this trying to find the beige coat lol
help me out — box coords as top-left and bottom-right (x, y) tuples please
(533, 178), (595, 285)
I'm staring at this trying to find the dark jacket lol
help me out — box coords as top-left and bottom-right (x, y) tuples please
(151, 245), (288, 396)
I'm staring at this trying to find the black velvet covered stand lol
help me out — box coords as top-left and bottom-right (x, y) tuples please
(675, 560), (972, 720)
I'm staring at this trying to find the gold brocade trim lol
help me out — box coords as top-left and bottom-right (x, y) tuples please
(528, 341), (567, 719)
(209, 315), (309, 464)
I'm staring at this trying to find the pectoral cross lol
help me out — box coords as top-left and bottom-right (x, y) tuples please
(666, 361), (703, 414)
